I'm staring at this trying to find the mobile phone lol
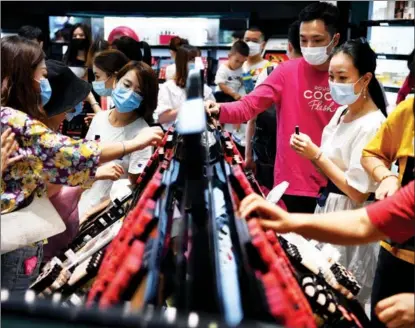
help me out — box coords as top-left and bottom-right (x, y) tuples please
(295, 126), (300, 135)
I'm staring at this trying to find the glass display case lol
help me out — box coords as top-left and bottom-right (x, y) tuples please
(365, 1), (414, 98)
(371, 1), (414, 20)
(376, 58), (410, 90)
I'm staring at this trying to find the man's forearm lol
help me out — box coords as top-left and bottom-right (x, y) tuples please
(219, 84), (275, 124)
(290, 208), (386, 245)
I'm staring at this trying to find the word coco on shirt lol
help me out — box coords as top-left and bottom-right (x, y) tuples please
(303, 86), (336, 112)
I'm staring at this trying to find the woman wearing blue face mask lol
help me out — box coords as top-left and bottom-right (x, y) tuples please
(77, 60), (159, 220)
(1, 37), (164, 293)
(83, 50), (130, 127)
(155, 44), (215, 130)
(92, 50), (130, 98)
(290, 39), (388, 308)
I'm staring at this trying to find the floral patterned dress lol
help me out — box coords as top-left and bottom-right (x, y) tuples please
(1, 107), (102, 214)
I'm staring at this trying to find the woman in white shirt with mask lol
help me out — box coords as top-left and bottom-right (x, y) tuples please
(289, 39), (388, 308)
(78, 60), (159, 219)
(155, 44), (215, 130)
(91, 50), (129, 98)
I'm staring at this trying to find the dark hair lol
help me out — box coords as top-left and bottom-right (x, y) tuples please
(231, 40), (249, 57)
(288, 20), (302, 55)
(246, 26), (265, 41)
(231, 30), (245, 40)
(331, 39), (387, 117)
(175, 44), (199, 88)
(111, 36), (152, 66)
(1, 36), (46, 119)
(299, 2), (340, 37)
(169, 36), (189, 52)
(63, 23), (92, 66)
(18, 25), (43, 43)
(115, 61), (158, 123)
(86, 38), (110, 68)
(93, 50), (129, 76)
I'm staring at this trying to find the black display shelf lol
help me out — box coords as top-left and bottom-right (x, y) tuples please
(1, 292), (280, 328)
(376, 53), (410, 61)
(264, 49), (286, 53)
(151, 44), (231, 50)
(383, 86), (401, 93)
(362, 19), (415, 27)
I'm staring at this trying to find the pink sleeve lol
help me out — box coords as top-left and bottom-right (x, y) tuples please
(366, 181), (415, 243)
(219, 66), (284, 124)
(396, 75), (413, 105)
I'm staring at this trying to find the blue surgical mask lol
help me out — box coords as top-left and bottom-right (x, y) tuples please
(37, 78), (52, 106)
(92, 80), (112, 97)
(66, 102), (83, 122)
(111, 84), (143, 113)
(329, 76), (364, 106)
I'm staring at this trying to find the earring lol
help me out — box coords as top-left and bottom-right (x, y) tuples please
(363, 88), (367, 99)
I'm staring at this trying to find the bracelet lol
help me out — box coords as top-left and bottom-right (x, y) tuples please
(379, 173), (398, 183)
(313, 150), (323, 161)
(120, 141), (125, 159)
(371, 164), (387, 180)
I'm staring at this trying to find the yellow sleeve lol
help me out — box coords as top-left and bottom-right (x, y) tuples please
(362, 99), (410, 165)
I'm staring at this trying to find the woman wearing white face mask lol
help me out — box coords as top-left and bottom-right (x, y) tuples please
(78, 60), (159, 220)
(290, 39), (388, 307)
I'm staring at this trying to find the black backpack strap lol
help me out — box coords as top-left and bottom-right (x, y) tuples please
(336, 108), (348, 125)
(267, 65), (275, 76)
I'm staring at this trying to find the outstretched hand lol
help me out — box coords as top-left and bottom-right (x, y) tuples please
(134, 126), (164, 149)
(375, 293), (415, 328)
(239, 193), (295, 233)
(1, 128), (23, 175)
(205, 100), (221, 117)
(95, 162), (125, 181)
(290, 132), (320, 160)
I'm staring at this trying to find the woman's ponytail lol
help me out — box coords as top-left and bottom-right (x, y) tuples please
(139, 41), (152, 66)
(368, 77), (387, 117)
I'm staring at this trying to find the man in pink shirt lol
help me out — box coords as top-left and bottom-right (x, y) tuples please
(206, 2), (342, 213)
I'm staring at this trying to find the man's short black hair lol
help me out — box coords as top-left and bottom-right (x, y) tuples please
(288, 20), (301, 55)
(246, 26), (265, 41)
(231, 30), (245, 40)
(18, 25), (43, 42)
(231, 40), (250, 57)
(298, 2), (340, 36)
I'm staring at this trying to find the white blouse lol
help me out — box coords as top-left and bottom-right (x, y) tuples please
(154, 80), (215, 130)
(320, 106), (386, 194)
(165, 64), (176, 81)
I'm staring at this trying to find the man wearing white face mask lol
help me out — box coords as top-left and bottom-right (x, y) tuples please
(206, 2), (341, 213)
(242, 27), (270, 86)
(224, 27), (270, 157)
